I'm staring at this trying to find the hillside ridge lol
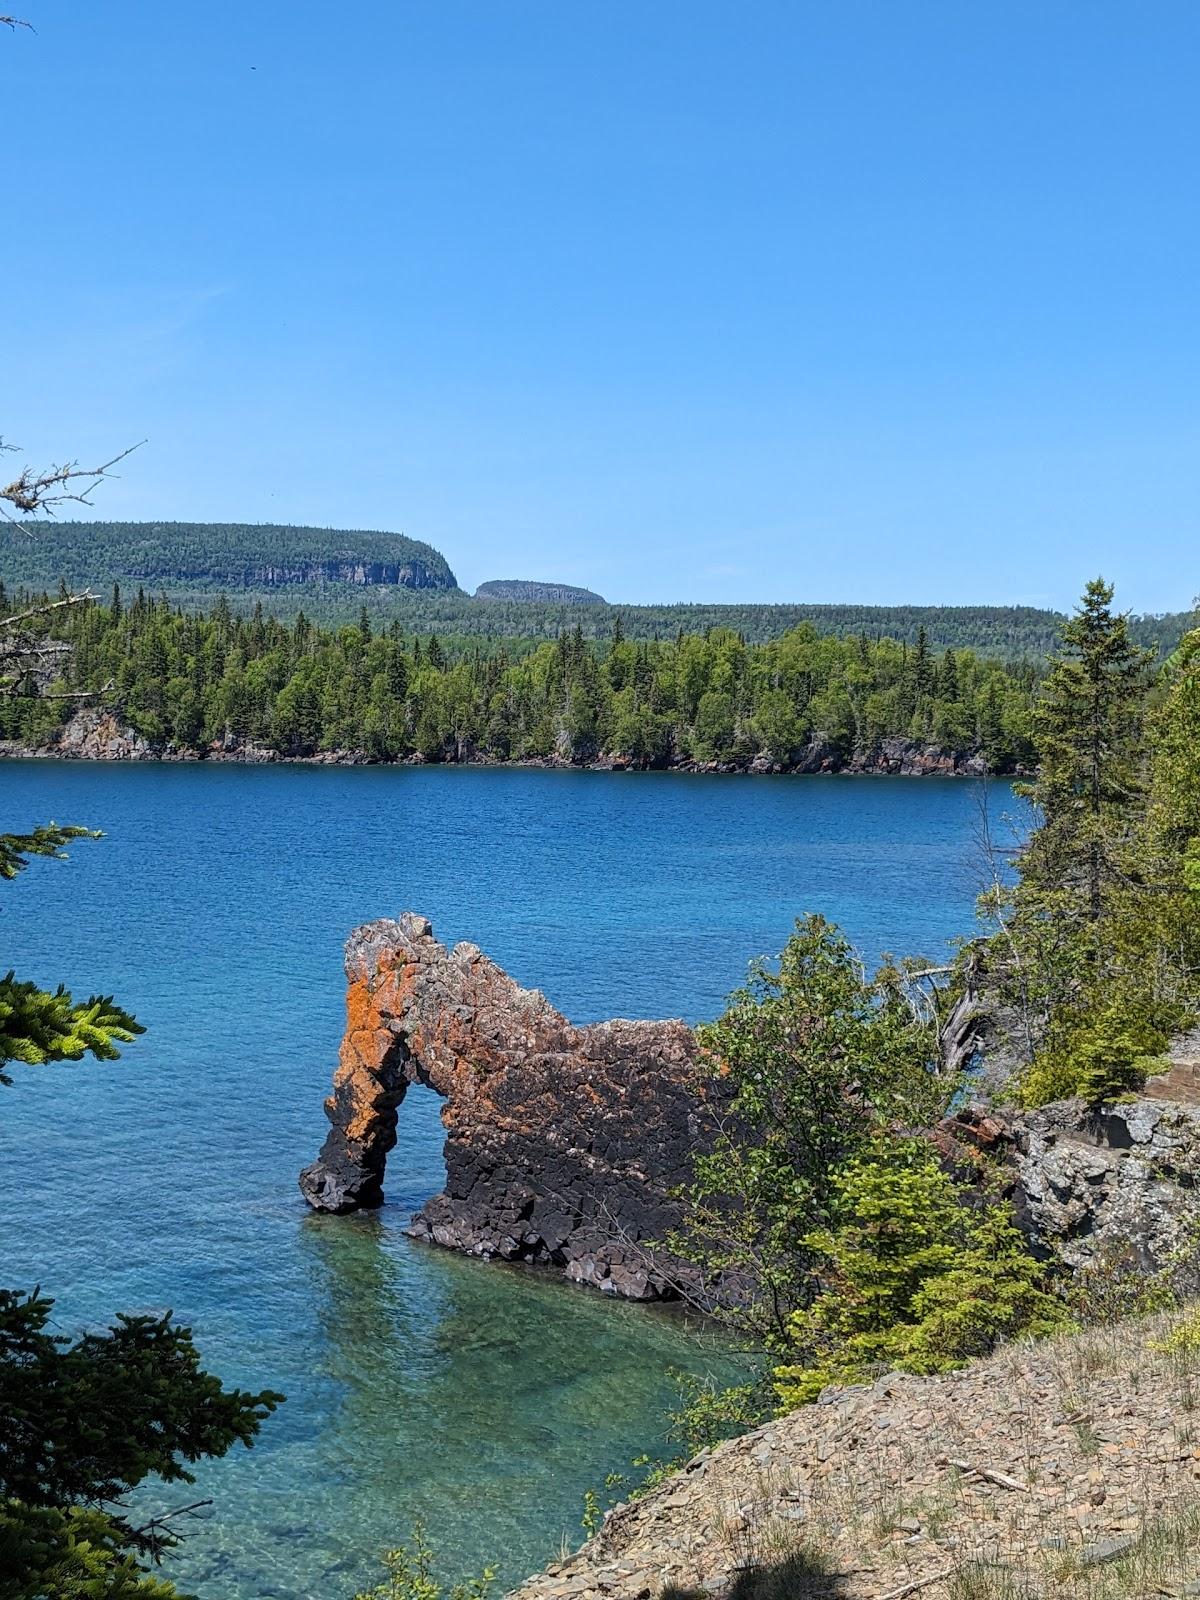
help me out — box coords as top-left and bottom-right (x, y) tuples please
(475, 578), (607, 604)
(0, 521), (1194, 655)
(0, 519), (458, 592)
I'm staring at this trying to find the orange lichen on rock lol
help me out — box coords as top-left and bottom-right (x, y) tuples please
(299, 912), (724, 1300)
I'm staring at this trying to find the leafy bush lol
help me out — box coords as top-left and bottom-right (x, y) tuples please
(1151, 1307), (1200, 1356)
(1016, 1003), (1169, 1108)
(351, 1524), (494, 1600)
(671, 916), (950, 1345)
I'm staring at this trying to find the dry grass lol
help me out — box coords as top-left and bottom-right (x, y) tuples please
(684, 1309), (1200, 1598)
(519, 1305), (1200, 1600)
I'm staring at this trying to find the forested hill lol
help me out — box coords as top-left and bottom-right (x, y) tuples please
(0, 522), (1193, 657)
(475, 579), (607, 604)
(0, 521), (458, 593)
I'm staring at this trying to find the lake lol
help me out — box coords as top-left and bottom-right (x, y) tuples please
(0, 762), (1015, 1596)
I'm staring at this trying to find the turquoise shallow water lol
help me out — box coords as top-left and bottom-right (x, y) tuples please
(0, 763), (1011, 1597)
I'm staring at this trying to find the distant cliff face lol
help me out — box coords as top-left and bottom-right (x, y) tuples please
(231, 559), (447, 589)
(474, 579), (607, 604)
(299, 914), (720, 1300)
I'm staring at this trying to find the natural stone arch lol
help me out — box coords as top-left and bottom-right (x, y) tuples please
(299, 914), (713, 1300)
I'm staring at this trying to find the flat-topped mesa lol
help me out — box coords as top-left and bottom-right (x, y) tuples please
(299, 915), (710, 1300)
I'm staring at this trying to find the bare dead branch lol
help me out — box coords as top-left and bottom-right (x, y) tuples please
(0, 591), (105, 699)
(0, 16), (34, 30)
(0, 683), (115, 701)
(0, 440), (145, 517)
(0, 592), (98, 630)
(132, 1498), (213, 1537)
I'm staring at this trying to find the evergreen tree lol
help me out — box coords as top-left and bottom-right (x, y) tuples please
(989, 585), (1199, 1106)
(0, 827), (281, 1596)
(773, 1140), (1068, 1407)
(1019, 578), (1151, 921)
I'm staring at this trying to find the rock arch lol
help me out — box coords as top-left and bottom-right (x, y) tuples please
(299, 914), (712, 1300)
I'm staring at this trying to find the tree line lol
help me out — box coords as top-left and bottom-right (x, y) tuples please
(0, 586), (1042, 770)
(3, 525), (1196, 650)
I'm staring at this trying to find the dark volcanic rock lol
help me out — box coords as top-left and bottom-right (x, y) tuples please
(299, 914), (719, 1299)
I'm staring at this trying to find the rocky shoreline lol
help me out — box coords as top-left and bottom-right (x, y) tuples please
(298, 913), (1200, 1311)
(0, 709), (1014, 777)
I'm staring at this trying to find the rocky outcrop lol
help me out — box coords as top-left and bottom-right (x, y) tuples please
(299, 915), (719, 1300)
(845, 735), (991, 777)
(236, 559), (449, 588)
(0, 708), (158, 762)
(296, 916), (1200, 1309)
(941, 1097), (1200, 1280)
(507, 1308), (1200, 1599)
(55, 709), (158, 761)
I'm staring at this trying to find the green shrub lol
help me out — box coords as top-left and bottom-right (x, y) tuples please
(351, 1523), (494, 1600)
(773, 1139), (1070, 1409)
(1016, 1003), (1168, 1108)
(672, 915), (949, 1345)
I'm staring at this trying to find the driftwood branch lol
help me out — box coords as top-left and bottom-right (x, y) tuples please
(133, 1497), (213, 1537)
(0, 440), (144, 517)
(875, 1570), (955, 1600)
(947, 1458), (1030, 1493)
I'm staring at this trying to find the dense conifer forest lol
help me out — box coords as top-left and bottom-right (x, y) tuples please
(0, 587), (1042, 769)
(1, 522), (1192, 653)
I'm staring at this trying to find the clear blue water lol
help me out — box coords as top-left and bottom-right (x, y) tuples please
(0, 762), (1009, 1597)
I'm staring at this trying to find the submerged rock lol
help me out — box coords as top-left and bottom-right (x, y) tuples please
(299, 914), (720, 1300)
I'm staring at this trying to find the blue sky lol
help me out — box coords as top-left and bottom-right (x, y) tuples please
(4, 2), (1197, 609)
